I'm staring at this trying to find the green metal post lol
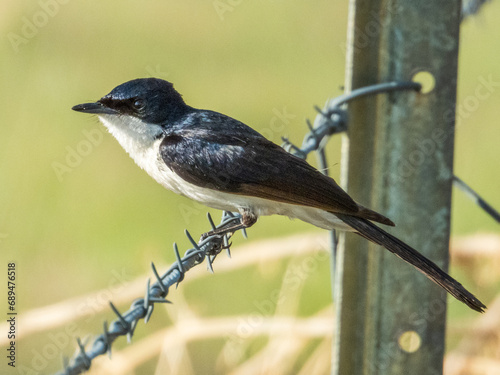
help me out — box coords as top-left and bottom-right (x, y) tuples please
(333, 1), (461, 374)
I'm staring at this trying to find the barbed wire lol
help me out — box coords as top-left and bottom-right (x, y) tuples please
(55, 74), (499, 374)
(55, 211), (242, 375)
(453, 176), (500, 223)
(283, 81), (499, 225)
(53, 81), (419, 374)
(49, 1), (497, 370)
(282, 81), (424, 277)
(54, 77), (498, 373)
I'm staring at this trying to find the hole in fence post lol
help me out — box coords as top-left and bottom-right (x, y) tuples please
(398, 330), (421, 353)
(412, 71), (435, 94)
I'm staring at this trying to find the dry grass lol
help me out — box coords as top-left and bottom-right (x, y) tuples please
(6, 232), (499, 374)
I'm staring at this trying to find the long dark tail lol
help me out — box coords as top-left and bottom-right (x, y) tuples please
(337, 214), (486, 313)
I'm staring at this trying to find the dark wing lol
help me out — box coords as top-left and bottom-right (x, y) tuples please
(160, 110), (388, 220)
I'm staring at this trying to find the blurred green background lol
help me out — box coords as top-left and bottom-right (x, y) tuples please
(0, 0), (499, 373)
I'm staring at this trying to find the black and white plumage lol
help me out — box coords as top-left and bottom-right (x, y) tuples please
(72, 78), (485, 312)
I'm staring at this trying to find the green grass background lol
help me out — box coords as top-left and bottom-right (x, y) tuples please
(0, 1), (499, 373)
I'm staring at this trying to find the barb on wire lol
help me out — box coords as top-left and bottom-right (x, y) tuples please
(54, 78), (498, 374)
(55, 211), (243, 375)
(283, 80), (499, 225)
(453, 175), (500, 223)
(282, 80), (423, 297)
(282, 81), (421, 159)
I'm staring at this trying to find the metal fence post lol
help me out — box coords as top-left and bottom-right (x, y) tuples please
(333, 1), (461, 374)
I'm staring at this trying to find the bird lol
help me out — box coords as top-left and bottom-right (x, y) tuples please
(72, 78), (486, 313)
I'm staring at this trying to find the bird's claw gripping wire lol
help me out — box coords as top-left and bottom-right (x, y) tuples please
(53, 77), (498, 375)
(54, 211), (244, 375)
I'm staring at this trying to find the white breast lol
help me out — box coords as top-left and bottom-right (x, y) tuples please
(97, 114), (354, 232)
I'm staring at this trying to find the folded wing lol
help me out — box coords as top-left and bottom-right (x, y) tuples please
(160, 111), (393, 225)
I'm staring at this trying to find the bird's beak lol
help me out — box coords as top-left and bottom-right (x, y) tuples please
(72, 102), (117, 115)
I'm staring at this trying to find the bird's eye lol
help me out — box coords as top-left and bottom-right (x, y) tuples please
(133, 99), (145, 110)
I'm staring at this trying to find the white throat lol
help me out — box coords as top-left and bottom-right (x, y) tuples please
(98, 114), (163, 170)
(95, 114), (354, 232)
(97, 113), (194, 197)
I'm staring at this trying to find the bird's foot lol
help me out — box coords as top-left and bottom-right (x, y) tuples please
(200, 210), (257, 240)
(200, 222), (242, 241)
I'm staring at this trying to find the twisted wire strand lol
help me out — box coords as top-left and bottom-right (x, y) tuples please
(282, 80), (499, 224)
(55, 78), (498, 374)
(55, 211), (241, 375)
